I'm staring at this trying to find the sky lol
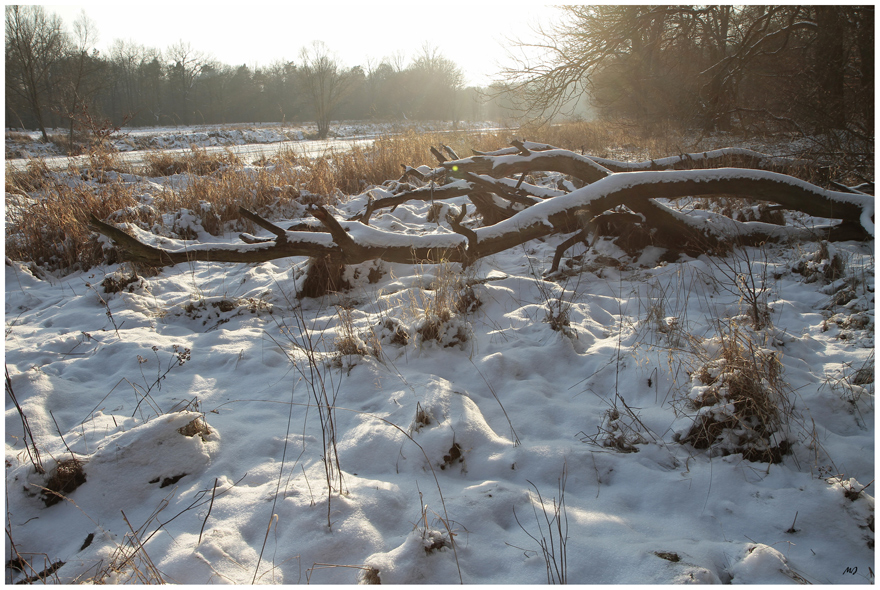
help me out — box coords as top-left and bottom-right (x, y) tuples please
(43, 3), (558, 87)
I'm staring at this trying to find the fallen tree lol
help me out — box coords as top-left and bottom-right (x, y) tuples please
(89, 142), (874, 296)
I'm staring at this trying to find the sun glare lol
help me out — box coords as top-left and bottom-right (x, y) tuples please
(45, 3), (550, 86)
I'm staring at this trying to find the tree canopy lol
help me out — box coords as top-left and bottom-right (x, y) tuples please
(500, 5), (873, 142)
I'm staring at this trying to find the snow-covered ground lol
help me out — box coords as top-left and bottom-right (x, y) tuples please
(5, 120), (504, 175)
(5, 120), (499, 161)
(4, 131), (875, 584)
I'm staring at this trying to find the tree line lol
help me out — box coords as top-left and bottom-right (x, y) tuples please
(6, 5), (874, 152)
(5, 6), (513, 142)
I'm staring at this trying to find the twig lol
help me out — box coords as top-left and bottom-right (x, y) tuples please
(253, 514), (278, 584)
(786, 511), (799, 533)
(120, 509), (164, 583)
(239, 207), (288, 241)
(49, 410), (78, 462)
(468, 358), (520, 446)
(5, 365), (44, 473)
(513, 463), (568, 584)
(198, 478), (218, 545)
(86, 282), (121, 337)
(253, 375), (299, 583)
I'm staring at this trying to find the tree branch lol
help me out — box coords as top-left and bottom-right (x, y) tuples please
(89, 157), (873, 284)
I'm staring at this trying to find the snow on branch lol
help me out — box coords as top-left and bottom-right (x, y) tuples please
(89, 142), (873, 297)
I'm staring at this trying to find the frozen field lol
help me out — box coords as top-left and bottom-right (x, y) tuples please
(4, 127), (875, 584)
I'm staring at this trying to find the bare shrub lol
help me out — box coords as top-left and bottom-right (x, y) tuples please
(579, 404), (650, 453)
(703, 246), (774, 330)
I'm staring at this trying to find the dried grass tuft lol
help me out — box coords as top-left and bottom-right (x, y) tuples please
(144, 145), (241, 177)
(42, 458), (86, 507)
(792, 241), (847, 284)
(101, 268), (142, 294)
(410, 261), (470, 347)
(177, 417), (211, 441)
(299, 255), (351, 298)
(410, 402), (433, 432)
(377, 317), (410, 346)
(440, 442), (464, 470)
(333, 306), (380, 361)
(357, 566), (381, 584)
(677, 323), (792, 463)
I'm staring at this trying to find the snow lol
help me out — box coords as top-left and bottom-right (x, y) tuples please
(476, 167), (875, 240)
(4, 129), (875, 585)
(487, 149), (613, 176)
(587, 147), (809, 171)
(341, 219), (465, 250)
(6, 120), (502, 163)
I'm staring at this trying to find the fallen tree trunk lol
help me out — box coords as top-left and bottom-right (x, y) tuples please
(88, 207), (468, 268)
(354, 174), (562, 224)
(445, 147), (612, 185)
(90, 167), (873, 268)
(475, 141), (816, 175)
(88, 141), (873, 296)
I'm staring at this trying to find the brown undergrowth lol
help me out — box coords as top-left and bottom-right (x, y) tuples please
(5, 130), (511, 275)
(6, 121), (853, 276)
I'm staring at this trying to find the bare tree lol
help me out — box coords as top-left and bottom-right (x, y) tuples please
(498, 5), (873, 141)
(5, 5), (67, 141)
(298, 41), (352, 139)
(58, 10), (106, 146)
(410, 43), (465, 122)
(166, 41), (208, 125)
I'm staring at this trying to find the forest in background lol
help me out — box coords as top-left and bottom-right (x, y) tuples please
(5, 5), (874, 157)
(5, 6), (516, 141)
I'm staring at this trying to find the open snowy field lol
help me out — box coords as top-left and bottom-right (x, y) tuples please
(4, 129), (875, 584)
(5, 120), (499, 165)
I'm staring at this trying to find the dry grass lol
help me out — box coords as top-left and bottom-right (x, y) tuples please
(41, 458), (87, 507)
(4, 127), (517, 275)
(6, 175), (141, 272)
(332, 305), (380, 362)
(519, 119), (694, 159)
(408, 260), (475, 347)
(144, 145), (241, 177)
(6, 158), (55, 192)
(254, 128), (512, 197)
(677, 321), (792, 463)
